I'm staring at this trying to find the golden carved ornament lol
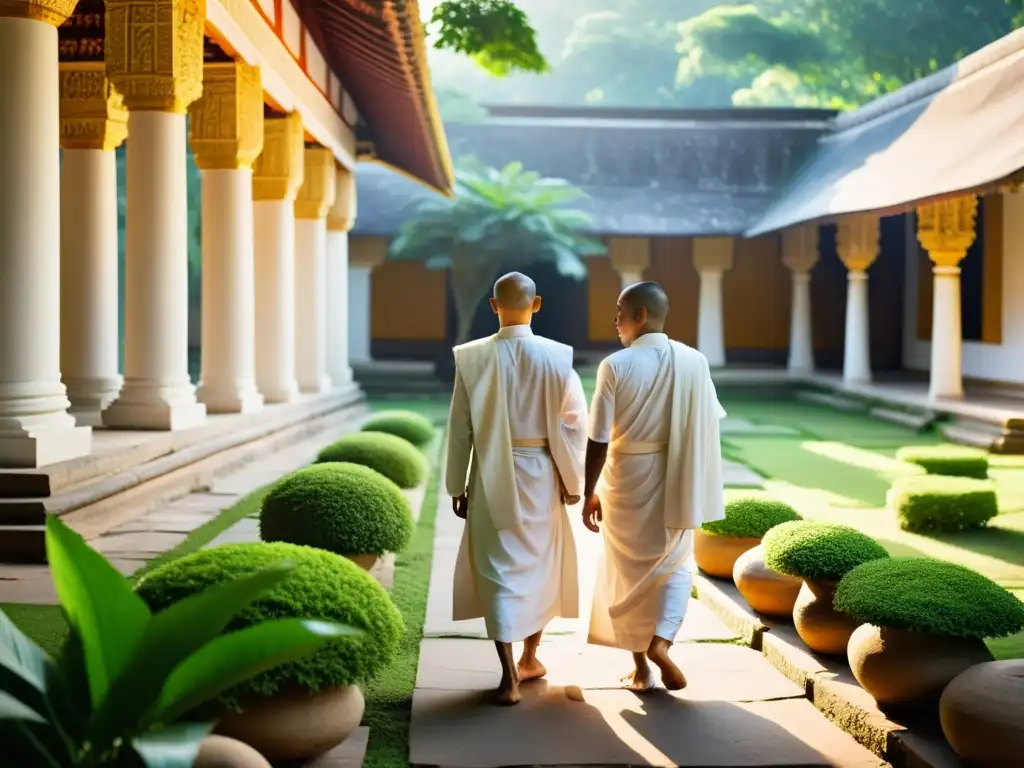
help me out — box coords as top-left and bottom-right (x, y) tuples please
(59, 62), (128, 151)
(104, 0), (205, 114)
(253, 112), (305, 201)
(916, 195), (978, 269)
(692, 237), (735, 273)
(327, 166), (357, 231)
(295, 147), (338, 219)
(188, 61), (263, 171)
(836, 214), (879, 272)
(607, 237), (651, 276)
(0, 0), (78, 25)
(782, 224), (820, 275)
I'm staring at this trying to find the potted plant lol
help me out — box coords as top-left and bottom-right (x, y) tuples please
(835, 558), (1024, 709)
(0, 517), (353, 766)
(762, 521), (889, 655)
(361, 410), (436, 448)
(317, 432), (427, 489)
(135, 541), (404, 762)
(940, 660), (1024, 766)
(695, 497), (801, 580)
(259, 463), (415, 570)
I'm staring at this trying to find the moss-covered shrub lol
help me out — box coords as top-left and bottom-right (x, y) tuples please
(317, 432), (426, 489)
(762, 521), (889, 583)
(701, 497), (802, 539)
(135, 542), (404, 712)
(361, 410), (435, 448)
(835, 557), (1024, 639)
(887, 475), (998, 533)
(260, 463), (414, 556)
(895, 445), (989, 479)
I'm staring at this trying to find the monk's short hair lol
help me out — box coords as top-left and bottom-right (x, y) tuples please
(621, 281), (669, 323)
(493, 271), (537, 309)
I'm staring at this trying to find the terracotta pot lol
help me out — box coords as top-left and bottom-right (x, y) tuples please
(732, 545), (802, 617)
(347, 553), (380, 571)
(940, 660), (1024, 766)
(694, 530), (761, 579)
(848, 624), (993, 707)
(217, 685), (364, 761)
(195, 735), (271, 768)
(792, 580), (860, 655)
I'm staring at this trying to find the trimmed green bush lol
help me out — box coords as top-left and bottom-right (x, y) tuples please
(260, 463), (414, 556)
(361, 410), (435, 447)
(835, 557), (1024, 639)
(317, 431), (426, 489)
(135, 542), (404, 712)
(895, 445), (989, 479)
(763, 521), (889, 582)
(887, 475), (998, 533)
(702, 497), (802, 539)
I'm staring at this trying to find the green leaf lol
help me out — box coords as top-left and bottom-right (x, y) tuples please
(45, 516), (150, 709)
(47, 628), (90, 745)
(131, 722), (214, 768)
(88, 563), (294, 748)
(0, 719), (64, 768)
(0, 690), (47, 723)
(0, 609), (53, 712)
(150, 619), (359, 725)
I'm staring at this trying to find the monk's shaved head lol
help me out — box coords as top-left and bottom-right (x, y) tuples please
(620, 281), (670, 325)
(493, 271), (537, 310)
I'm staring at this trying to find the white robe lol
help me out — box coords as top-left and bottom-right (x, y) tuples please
(446, 324), (587, 642)
(587, 333), (726, 652)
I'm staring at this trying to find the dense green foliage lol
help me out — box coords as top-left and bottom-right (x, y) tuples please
(896, 445), (990, 479)
(702, 497), (802, 539)
(363, 410), (437, 448)
(428, 0), (546, 75)
(136, 542), (404, 711)
(835, 557), (1024, 639)
(887, 475), (999, 533)
(318, 432), (427, 489)
(260, 464), (414, 556)
(762, 520), (889, 582)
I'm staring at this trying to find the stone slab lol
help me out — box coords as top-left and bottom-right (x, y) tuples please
(721, 417), (800, 437)
(205, 517), (261, 548)
(723, 460), (766, 488)
(410, 686), (881, 767)
(277, 726), (368, 767)
(93, 530), (188, 556)
(695, 574), (775, 649)
(0, 565), (57, 604)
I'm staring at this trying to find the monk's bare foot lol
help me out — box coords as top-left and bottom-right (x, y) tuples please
(495, 676), (521, 706)
(647, 645), (687, 691)
(517, 657), (547, 682)
(621, 661), (654, 692)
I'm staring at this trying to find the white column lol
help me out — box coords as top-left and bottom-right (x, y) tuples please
(294, 147), (336, 394)
(836, 215), (879, 386)
(253, 112), (304, 403)
(190, 61), (264, 414)
(782, 224), (819, 375)
(0, 13), (91, 467)
(326, 167), (357, 386)
(607, 237), (650, 293)
(693, 237), (734, 368)
(348, 264), (374, 365)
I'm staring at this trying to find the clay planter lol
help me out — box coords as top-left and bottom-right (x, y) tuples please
(694, 530), (761, 579)
(940, 660), (1024, 766)
(732, 545), (802, 617)
(217, 685), (364, 762)
(792, 579), (861, 655)
(347, 554), (380, 571)
(195, 735), (271, 768)
(847, 624), (993, 708)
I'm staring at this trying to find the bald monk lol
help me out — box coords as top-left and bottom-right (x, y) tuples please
(582, 281), (726, 691)
(446, 272), (587, 705)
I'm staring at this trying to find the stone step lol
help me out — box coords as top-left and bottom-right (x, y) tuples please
(869, 405), (936, 431)
(939, 419), (1002, 450)
(796, 389), (868, 412)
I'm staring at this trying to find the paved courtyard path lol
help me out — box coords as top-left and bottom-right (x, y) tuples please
(410, 467), (884, 768)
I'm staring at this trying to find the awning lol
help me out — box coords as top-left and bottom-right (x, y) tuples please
(746, 29), (1024, 237)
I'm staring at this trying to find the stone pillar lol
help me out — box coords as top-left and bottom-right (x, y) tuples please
(607, 237), (650, 290)
(326, 166), (356, 387)
(782, 225), (819, 376)
(917, 195), (978, 401)
(348, 239), (386, 365)
(58, 62), (127, 426)
(0, 0), (92, 467)
(294, 146), (337, 394)
(189, 61), (264, 414)
(253, 112), (304, 402)
(836, 215), (880, 385)
(102, 0), (206, 430)
(693, 237), (734, 368)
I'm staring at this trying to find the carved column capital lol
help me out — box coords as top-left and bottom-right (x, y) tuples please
(188, 61), (263, 171)
(0, 0), (78, 26)
(607, 237), (651, 278)
(104, 0), (205, 114)
(327, 165), (357, 231)
(295, 146), (337, 220)
(693, 237), (734, 273)
(253, 112), (304, 201)
(836, 214), (879, 272)
(59, 62), (128, 151)
(781, 224), (819, 275)
(916, 195), (978, 269)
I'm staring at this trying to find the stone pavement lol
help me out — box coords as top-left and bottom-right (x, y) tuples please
(411, 477), (883, 767)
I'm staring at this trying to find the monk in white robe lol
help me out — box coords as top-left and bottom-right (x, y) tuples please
(446, 272), (587, 705)
(582, 281), (726, 690)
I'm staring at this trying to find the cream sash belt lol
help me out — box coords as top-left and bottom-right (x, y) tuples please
(611, 440), (668, 455)
(511, 438), (548, 448)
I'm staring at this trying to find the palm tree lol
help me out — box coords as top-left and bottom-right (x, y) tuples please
(388, 158), (606, 346)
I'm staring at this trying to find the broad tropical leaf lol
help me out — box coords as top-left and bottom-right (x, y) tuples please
(0, 610), (52, 712)
(131, 721), (214, 768)
(0, 690), (47, 722)
(0, 718), (64, 768)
